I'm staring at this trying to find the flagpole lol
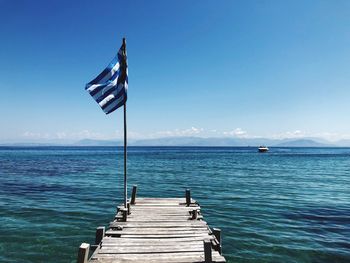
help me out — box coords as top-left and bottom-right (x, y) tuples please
(123, 103), (127, 209)
(123, 38), (127, 209)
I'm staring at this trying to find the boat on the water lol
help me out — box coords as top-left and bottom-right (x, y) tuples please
(258, 146), (269, 152)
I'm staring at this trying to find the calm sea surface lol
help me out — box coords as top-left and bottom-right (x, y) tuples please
(0, 146), (349, 263)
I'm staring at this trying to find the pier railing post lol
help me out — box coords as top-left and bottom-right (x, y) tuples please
(213, 228), (222, 254)
(131, 185), (137, 205)
(192, 209), (198, 220)
(95, 226), (105, 245)
(121, 207), (128, 221)
(204, 239), (212, 262)
(186, 189), (191, 206)
(77, 243), (90, 263)
(127, 201), (131, 215)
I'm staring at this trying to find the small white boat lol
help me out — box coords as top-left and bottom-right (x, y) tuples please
(258, 146), (269, 152)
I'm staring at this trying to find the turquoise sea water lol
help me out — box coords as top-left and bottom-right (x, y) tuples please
(0, 146), (349, 263)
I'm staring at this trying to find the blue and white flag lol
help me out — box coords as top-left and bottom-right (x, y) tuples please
(85, 41), (128, 114)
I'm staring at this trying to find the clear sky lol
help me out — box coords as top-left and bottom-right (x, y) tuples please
(1, 0), (350, 143)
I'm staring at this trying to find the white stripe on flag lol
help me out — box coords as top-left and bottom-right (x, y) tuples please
(98, 83), (124, 108)
(86, 83), (104, 93)
(103, 93), (125, 114)
(92, 76), (120, 100)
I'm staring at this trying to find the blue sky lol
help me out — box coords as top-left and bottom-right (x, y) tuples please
(1, 0), (350, 142)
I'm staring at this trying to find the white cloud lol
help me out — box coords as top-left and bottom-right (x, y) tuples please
(55, 132), (67, 139)
(312, 132), (350, 142)
(270, 130), (306, 139)
(22, 130), (105, 141)
(223, 128), (248, 138)
(23, 131), (40, 138)
(268, 130), (350, 141)
(23, 131), (50, 139)
(153, 127), (204, 138)
(71, 130), (103, 139)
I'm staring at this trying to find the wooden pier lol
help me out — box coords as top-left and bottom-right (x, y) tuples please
(78, 187), (226, 263)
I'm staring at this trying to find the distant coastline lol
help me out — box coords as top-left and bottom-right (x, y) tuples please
(1, 137), (350, 147)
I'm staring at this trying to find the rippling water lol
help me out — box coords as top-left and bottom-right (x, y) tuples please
(0, 146), (349, 263)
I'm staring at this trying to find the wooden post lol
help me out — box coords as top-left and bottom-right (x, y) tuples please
(204, 239), (212, 263)
(127, 201), (131, 215)
(121, 207), (128, 221)
(131, 185), (137, 205)
(95, 226), (105, 245)
(192, 209), (198, 220)
(186, 189), (191, 206)
(213, 228), (222, 254)
(77, 243), (90, 263)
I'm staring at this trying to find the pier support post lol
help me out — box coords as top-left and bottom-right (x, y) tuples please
(186, 189), (191, 206)
(204, 239), (212, 263)
(95, 226), (105, 245)
(192, 209), (198, 220)
(121, 207), (128, 221)
(213, 228), (222, 254)
(127, 201), (131, 215)
(77, 243), (90, 263)
(131, 185), (137, 205)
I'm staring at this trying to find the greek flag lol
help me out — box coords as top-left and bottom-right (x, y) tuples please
(85, 41), (128, 114)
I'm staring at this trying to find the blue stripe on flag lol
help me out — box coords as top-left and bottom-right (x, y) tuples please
(87, 57), (118, 85)
(95, 82), (124, 103)
(88, 68), (121, 97)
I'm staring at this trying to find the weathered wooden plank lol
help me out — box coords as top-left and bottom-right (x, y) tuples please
(109, 226), (208, 230)
(98, 245), (205, 254)
(135, 198), (185, 200)
(106, 227), (209, 232)
(102, 238), (214, 246)
(116, 219), (197, 223)
(127, 207), (200, 210)
(106, 230), (210, 236)
(133, 198), (195, 202)
(130, 204), (196, 207)
(108, 234), (212, 239)
(91, 251), (225, 258)
(117, 211), (199, 217)
(125, 214), (192, 217)
(109, 221), (207, 227)
(101, 241), (205, 247)
(102, 236), (215, 243)
(109, 228), (209, 233)
(90, 251), (225, 262)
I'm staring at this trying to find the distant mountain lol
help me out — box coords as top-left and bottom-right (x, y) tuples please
(334, 139), (350, 147)
(132, 137), (287, 147)
(132, 137), (239, 146)
(73, 137), (277, 147)
(0, 142), (60, 147)
(132, 137), (336, 147)
(74, 139), (122, 146)
(275, 139), (332, 147)
(1, 137), (346, 147)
